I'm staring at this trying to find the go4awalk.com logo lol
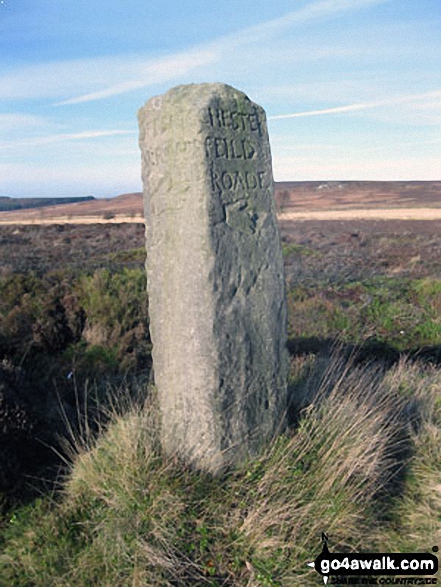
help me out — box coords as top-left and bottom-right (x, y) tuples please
(307, 534), (439, 585)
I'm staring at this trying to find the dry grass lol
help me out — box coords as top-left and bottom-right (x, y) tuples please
(1, 355), (440, 586)
(378, 360), (441, 552)
(229, 358), (404, 584)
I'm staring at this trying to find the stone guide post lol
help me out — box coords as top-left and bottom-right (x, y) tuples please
(138, 83), (288, 474)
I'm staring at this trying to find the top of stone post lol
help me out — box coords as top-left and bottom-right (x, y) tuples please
(138, 83), (268, 145)
(139, 82), (252, 110)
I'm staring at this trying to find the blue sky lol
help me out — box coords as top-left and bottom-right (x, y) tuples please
(1, 0), (440, 198)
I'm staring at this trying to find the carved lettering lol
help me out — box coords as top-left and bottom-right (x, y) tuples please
(245, 172), (257, 190)
(229, 139), (242, 159)
(205, 136), (255, 160)
(249, 108), (262, 136)
(233, 170), (246, 190)
(210, 166), (221, 193)
(206, 107), (263, 135)
(215, 137), (227, 158)
(243, 139), (255, 159)
(221, 171), (233, 190)
(148, 139), (203, 166)
(230, 111), (240, 130)
(209, 166), (267, 194)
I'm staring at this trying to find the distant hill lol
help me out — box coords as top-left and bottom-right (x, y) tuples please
(0, 196), (95, 212)
(0, 193), (143, 224)
(0, 183), (440, 224)
(274, 180), (441, 211)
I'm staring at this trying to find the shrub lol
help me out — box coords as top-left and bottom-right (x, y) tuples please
(77, 268), (148, 348)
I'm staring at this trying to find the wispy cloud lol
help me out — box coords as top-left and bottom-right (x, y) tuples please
(0, 129), (136, 149)
(269, 90), (441, 119)
(0, 55), (148, 100)
(55, 0), (389, 105)
(229, 0), (390, 42)
(56, 49), (217, 105)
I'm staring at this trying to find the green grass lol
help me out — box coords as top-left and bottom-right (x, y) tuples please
(287, 277), (441, 350)
(282, 242), (320, 258)
(1, 238), (440, 586)
(1, 356), (439, 586)
(1, 270), (439, 375)
(104, 247), (146, 264)
(76, 267), (148, 345)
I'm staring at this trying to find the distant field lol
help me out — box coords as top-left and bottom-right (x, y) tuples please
(2, 214), (441, 279)
(0, 181), (440, 224)
(0, 195), (95, 212)
(276, 180), (441, 210)
(0, 192), (142, 224)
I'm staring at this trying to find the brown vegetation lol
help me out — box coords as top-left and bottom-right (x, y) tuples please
(0, 181), (440, 224)
(1, 181), (440, 585)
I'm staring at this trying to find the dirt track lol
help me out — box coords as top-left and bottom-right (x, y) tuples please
(279, 208), (441, 221)
(1, 208), (441, 225)
(0, 215), (145, 225)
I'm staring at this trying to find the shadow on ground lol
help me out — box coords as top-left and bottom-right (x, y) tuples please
(287, 336), (441, 367)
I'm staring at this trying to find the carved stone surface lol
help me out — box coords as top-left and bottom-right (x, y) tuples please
(138, 83), (288, 473)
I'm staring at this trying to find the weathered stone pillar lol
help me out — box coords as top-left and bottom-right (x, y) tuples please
(138, 83), (287, 474)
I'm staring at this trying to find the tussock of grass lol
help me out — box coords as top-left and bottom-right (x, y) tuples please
(378, 360), (441, 551)
(1, 357), (440, 586)
(231, 359), (403, 584)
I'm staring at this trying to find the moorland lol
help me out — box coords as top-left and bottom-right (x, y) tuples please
(0, 196), (95, 213)
(0, 181), (440, 586)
